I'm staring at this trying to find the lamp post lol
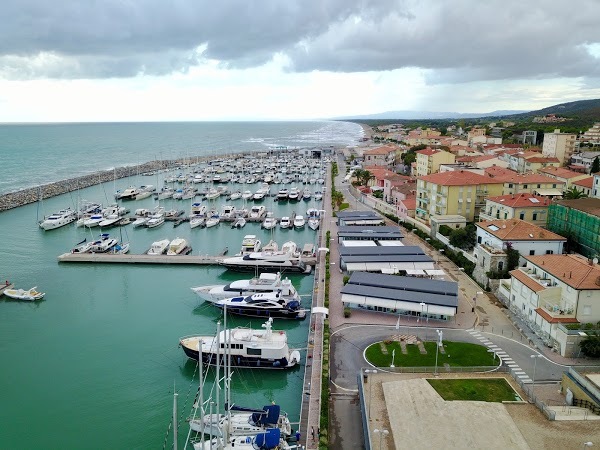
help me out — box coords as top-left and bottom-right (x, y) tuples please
(373, 428), (389, 450)
(435, 329), (443, 375)
(364, 369), (378, 420)
(530, 354), (543, 400)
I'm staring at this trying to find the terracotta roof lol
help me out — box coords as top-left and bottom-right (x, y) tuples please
(416, 148), (440, 156)
(573, 176), (594, 189)
(534, 308), (579, 324)
(525, 254), (600, 290)
(486, 193), (550, 208)
(526, 156), (561, 163)
(420, 170), (504, 186)
(484, 166), (564, 184)
(477, 219), (566, 241)
(538, 166), (588, 179)
(364, 145), (397, 155)
(553, 198), (600, 216)
(509, 269), (545, 293)
(401, 198), (416, 210)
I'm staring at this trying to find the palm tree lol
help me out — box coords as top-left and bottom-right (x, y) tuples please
(359, 170), (374, 187)
(563, 186), (588, 200)
(331, 190), (344, 210)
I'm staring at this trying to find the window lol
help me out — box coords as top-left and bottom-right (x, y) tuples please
(247, 348), (262, 355)
(532, 213), (537, 220)
(529, 250), (535, 255)
(477, 236), (482, 243)
(508, 183), (513, 188)
(523, 184), (528, 188)
(498, 261), (504, 270)
(583, 305), (592, 315)
(546, 250), (553, 254)
(504, 212), (508, 219)
(519, 212), (525, 220)
(537, 184), (541, 188)
(553, 184), (557, 188)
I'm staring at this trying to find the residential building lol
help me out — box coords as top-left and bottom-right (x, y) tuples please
(542, 129), (578, 164)
(572, 176), (594, 197)
(579, 122), (600, 145)
(484, 166), (565, 196)
(505, 151), (560, 173)
(479, 193), (550, 226)
(455, 154), (507, 169)
(570, 151), (600, 173)
(503, 254), (600, 356)
(537, 166), (590, 190)
(381, 173), (412, 203)
(522, 130), (537, 145)
(363, 145), (398, 167)
(416, 170), (504, 223)
(594, 174), (600, 198)
(547, 198), (600, 258)
(473, 219), (566, 287)
(415, 148), (456, 177)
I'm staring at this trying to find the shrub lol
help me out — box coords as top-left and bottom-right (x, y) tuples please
(439, 224), (453, 236)
(343, 307), (352, 318)
(343, 275), (350, 285)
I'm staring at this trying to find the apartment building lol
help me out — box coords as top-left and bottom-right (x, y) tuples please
(537, 166), (590, 190)
(363, 145), (398, 167)
(479, 193), (550, 226)
(485, 166), (565, 196)
(547, 198), (600, 258)
(416, 171), (504, 223)
(415, 148), (456, 177)
(542, 129), (578, 164)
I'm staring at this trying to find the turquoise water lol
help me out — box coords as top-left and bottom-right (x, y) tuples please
(0, 122), (350, 449)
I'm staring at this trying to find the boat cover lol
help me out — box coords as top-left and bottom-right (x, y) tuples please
(253, 428), (281, 449)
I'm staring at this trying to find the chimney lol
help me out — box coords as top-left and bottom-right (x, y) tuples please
(569, 271), (572, 278)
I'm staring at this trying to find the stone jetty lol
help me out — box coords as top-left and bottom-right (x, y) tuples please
(0, 153), (250, 212)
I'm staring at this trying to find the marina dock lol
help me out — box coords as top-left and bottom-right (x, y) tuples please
(57, 252), (317, 266)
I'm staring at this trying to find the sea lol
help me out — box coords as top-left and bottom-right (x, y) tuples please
(0, 121), (363, 449)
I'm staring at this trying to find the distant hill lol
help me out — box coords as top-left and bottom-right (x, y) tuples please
(504, 98), (600, 120)
(334, 109), (528, 120)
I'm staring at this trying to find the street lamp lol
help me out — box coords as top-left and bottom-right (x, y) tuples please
(373, 428), (389, 450)
(364, 369), (378, 420)
(530, 354), (543, 400)
(434, 329), (443, 375)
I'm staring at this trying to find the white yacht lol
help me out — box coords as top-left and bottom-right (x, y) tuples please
(83, 214), (104, 228)
(228, 191), (242, 201)
(190, 202), (207, 218)
(89, 233), (118, 253)
(287, 187), (300, 201)
(213, 293), (305, 320)
(98, 214), (121, 228)
(191, 272), (300, 303)
(276, 189), (289, 201)
(241, 190), (253, 200)
(221, 205), (236, 219)
(279, 217), (291, 229)
(249, 205), (266, 219)
(231, 217), (246, 229)
(167, 238), (188, 255)
(179, 318), (301, 369)
(205, 188), (220, 200)
(190, 217), (205, 229)
(239, 235), (261, 255)
(146, 213), (165, 228)
(219, 241), (310, 274)
(205, 213), (220, 228)
(293, 215), (305, 229)
(261, 217), (277, 230)
(39, 208), (77, 230)
(147, 239), (170, 255)
(115, 186), (139, 200)
(302, 189), (311, 201)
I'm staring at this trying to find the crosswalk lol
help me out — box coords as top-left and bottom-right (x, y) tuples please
(467, 329), (532, 383)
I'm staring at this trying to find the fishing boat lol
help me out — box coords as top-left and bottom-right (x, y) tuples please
(167, 238), (189, 255)
(39, 208), (77, 230)
(191, 272), (300, 303)
(147, 239), (170, 255)
(3, 287), (45, 301)
(179, 318), (301, 369)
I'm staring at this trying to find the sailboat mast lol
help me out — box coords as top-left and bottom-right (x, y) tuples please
(173, 388), (178, 450)
(199, 339), (205, 450)
(215, 320), (222, 450)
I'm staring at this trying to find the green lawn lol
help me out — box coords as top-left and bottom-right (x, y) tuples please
(427, 378), (519, 402)
(364, 340), (496, 367)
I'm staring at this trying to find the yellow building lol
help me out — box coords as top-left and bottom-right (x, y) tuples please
(415, 148), (456, 177)
(416, 170), (504, 223)
(542, 129), (578, 164)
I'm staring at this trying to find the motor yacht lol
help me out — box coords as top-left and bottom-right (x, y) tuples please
(293, 215), (305, 229)
(276, 189), (289, 201)
(147, 239), (170, 255)
(279, 217), (291, 229)
(261, 217), (277, 230)
(249, 205), (266, 219)
(213, 292), (305, 320)
(190, 217), (205, 229)
(83, 214), (104, 228)
(39, 208), (77, 230)
(146, 213), (165, 228)
(219, 241), (310, 274)
(239, 235), (261, 255)
(167, 237), (189, 255)
(221, 205), (237, 220)
(241, 190), (254, 200)
(115, 186), (139, 200)
(205, 213), (220, 228)
(287, 187), (300, 201)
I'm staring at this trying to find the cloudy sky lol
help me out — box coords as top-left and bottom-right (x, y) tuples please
(1, 0), (600, 122)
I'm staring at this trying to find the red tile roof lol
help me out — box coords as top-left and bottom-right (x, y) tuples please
(525, 254), (600, 290)
(509, 269), (546, 293)
(416, 148), (440, 156)
(538, 166), (587, 179)
(573, 176), (594, 189)
(485, 193), (550, 208)
(526, 156), (561, 163)
(420, 170), (504, 186)
(484, 166), (564, 185)
(477, 219), (566, 241)
(364, 145), (397, 155)
(534, 308), (579, 324)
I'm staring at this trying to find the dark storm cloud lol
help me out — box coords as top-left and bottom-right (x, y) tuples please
(1, 0), (599, 82)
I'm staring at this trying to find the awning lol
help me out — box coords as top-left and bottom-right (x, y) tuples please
(312, 307), (329, 316)
(533, 188), (563, 196)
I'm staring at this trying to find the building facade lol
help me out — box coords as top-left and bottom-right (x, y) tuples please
(547, 198), (600, 258)
(542, 129), (578, 164)
(479, 193), (550, 226)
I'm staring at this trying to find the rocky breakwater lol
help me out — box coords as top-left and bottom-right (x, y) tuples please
(0, 159), (191, 212)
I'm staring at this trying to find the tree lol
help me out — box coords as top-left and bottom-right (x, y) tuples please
(331, 190), (344, 210)
(580, 332), (600, 358)
(449, 225), (476, 251)
(358, 170), (374, 187)
(403, 152), (416, 165)
(591, 156), (600, 174)
(563, 186), (588, 199)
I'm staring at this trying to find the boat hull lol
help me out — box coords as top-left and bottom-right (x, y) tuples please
(180, 347), (298, 370)
(214, 304), (306, 320)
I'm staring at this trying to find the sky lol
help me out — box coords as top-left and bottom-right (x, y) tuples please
(1, 0), (600, 122)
